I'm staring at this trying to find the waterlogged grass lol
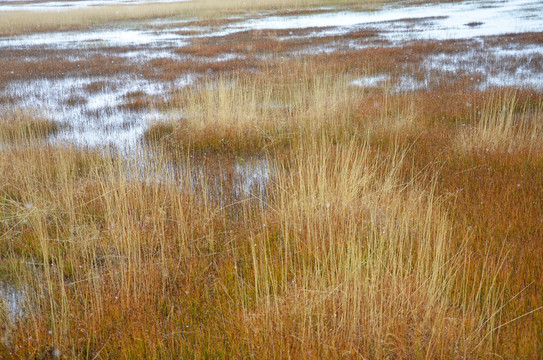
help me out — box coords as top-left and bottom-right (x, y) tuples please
(0, 135), (512, 358)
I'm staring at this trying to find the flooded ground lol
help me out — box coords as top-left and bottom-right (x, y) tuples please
(0, 281), (25, 323)
(2, 74), (194, 148)
(1, 0), (542, 149)
(221, 0), (543, 40)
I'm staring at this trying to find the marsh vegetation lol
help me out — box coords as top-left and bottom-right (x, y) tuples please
(1, 0), (542, 358)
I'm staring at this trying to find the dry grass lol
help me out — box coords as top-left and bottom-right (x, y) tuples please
(457, 90), (543, 154)
(146, 66), (362, 154)
(245, 139), (500, 358)
(1, 80), (542, 357)
(0, 109), (62, 143)
(0, 131), (516, 358)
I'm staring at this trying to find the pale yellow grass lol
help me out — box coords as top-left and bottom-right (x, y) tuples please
(0, 143), (203, 355)
(0, 109), (61, 143)
(149, 69), (362, 152)
(457, 91), (543, 154)
(242, 137), (506, 357)
(365, 91), (420, 141)
(0, 130), (511, 357)
(2, 63), (541, 356)
(0, 0), (390, 36)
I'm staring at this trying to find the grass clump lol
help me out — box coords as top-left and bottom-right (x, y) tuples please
(146, 68), (362, 154)
(0, 110), (62, 143)
(239, 137), (515, 358)
(2, 69), (543, 357)
(1, 16), (543, 356)
(457, 90), (543, 154)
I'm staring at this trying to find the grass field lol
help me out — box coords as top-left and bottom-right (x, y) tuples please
(1, 0), (543, 358)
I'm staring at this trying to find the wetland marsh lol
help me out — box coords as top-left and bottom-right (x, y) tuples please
(1, 0), (542, 358)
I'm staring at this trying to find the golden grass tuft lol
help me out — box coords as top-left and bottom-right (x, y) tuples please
(457, 90), (543, 154)
(146, 67), (363, 154)
(0, 109), (62, 143)
(241, 137), (509, 357)
(1, 18), (543, 356)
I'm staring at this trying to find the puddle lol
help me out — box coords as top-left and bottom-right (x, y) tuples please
(394, 75), (428, 92)
(351, 74), (427, 92)
(351, 74), (390, 88)
(186, 156), (271, 204)
(234, 157), (271, 197)
(483, 71), (543, 90)
(0, 28), (190, 49)
(424, 43), (543, 90)
(119, 49), (182, 61)
(122, 149), (271, 203)
(0, 281), (25, 322)
(5, 0), (542, 49)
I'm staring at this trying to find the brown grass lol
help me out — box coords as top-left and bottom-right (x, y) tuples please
(457, 90), (543, 154)
(2, 76), (542, 357)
